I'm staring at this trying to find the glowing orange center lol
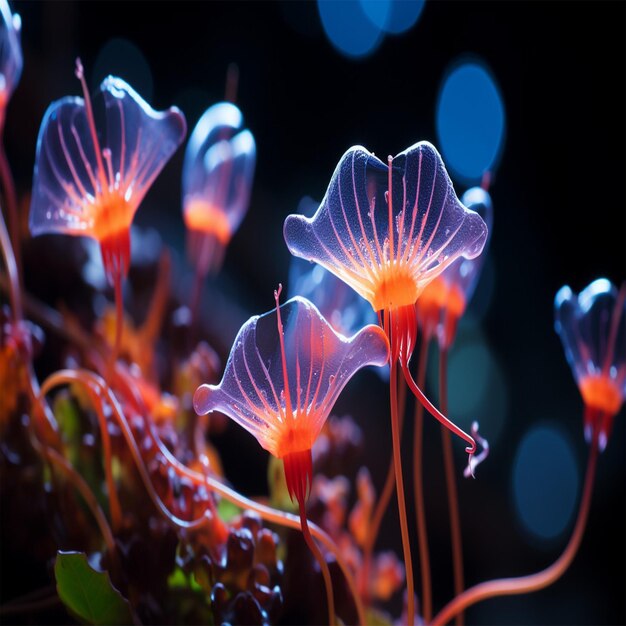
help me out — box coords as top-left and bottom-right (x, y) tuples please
(184, 199), (231, 244)
(91, 194), (134, 242)
(371, 263), (419, 311)
(275, 423), (316, 459)
(579, 374), (623, 415)
(418, 277), (466, 317)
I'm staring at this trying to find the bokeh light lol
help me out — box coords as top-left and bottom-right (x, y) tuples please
(513, 424), (579, 542)
(427, 326), (509, 446)
(92, 37), (153, 102)
(317, 0), (384, 59)
(360, 0), (426, 34)
(436, 60), (505, 185)
(464, 254), (496, 325)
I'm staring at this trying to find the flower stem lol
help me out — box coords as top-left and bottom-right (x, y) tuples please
(431, 427), (600, 626)
(299, 498), (336, 626)
(439, 346), (464, 626)
(0, 197), (22, 323)
(390, 354), (415, 626)
(413, 337), (432, 622)
(361, 368), (406, 604)
(0, 133), (21, 293)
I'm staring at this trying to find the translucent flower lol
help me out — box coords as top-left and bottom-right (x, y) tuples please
(182, 102), (255, 275)
(194, 289), (389, 504)
(284, 141), (487, 364)
(284, 142), (487, 459)
(29, 61), (186, 284)
(416, 186), (493, 346)
(0, 0), (22, 117)
(288, 197), (377, 337)
(555, 278), (626, 450)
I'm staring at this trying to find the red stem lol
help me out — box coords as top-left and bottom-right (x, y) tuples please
(107, 270), (124, 380)
(431, 428), (600, 626)
(361, 369), (407, 604)
(0, 196), (21, 322)
(298, 497), (336, 626)
(439, 346), (465, 626)
(413, 337), (432, 622)
(402, 360), (476, 455)
(389, 337), (415, 626)
(0, 131), (21, 292)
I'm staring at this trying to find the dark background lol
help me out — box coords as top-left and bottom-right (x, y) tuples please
(4, 1), (625, 624)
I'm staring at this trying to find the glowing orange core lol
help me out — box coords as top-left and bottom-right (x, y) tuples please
(91, 195), (134, 242)
(275, 425), (315, 459)
(184, 199), (231, 245)
(371, 263), (419, 311)
(418, 277), (466, 318)
(579, 375), (622, 415)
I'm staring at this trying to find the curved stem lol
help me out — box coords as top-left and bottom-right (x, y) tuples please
(227, 484), (366, 626)
(49, 368), (366, 625)
(40, 370), (212, 532)
(37, 443), (119, 570)
(402, 360), (476, 455)
(0, 198), (22, 322)
(41, 372), (123, 532)
(361, 370), (407, 604)
(299, 498), (336, 626)
(439, 347), (464, 626)
(431, 428), (599, 626)
(0, 135), (21, 291)
(413, 337), (432, 622)
(390, 350), (415, 626)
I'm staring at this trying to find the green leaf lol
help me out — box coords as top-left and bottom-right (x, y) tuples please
(167, 566), (189, 589)
(53, 392), (82, 465)
(267, 455), (297, 512)
(217, 497), (240, 523)
(55, 551), (133, 625)
(167, 566), (202, 593)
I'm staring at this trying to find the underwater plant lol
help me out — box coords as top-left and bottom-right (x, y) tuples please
(0, 2), (624, 626)
(555, 279), (625, 451)
(288, 197), (378, 338)
(194, 288), (389, 624)
(284, 141), (488, 626)
(182, 89), (255, 318)
(0, 0), (21, 279)
(427, 277), (626, 626)
(28, 60), (186, 365)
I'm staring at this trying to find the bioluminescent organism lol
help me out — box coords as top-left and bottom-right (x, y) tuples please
(182, 100), (255, 278)
(436, 60), (505, 185)
(555, 278), (626, 451)
(284, 141), (488, 625)
(288, 197), (377, 337)
(0, 0), (21, 121)
(0, 0), (22, 277)
(417, 186), (493, 347)
(194, 288), (389, 625)
(29, 60), (186, 363)
(432, 284), (624, 626)
(283, 142), (487, 436)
